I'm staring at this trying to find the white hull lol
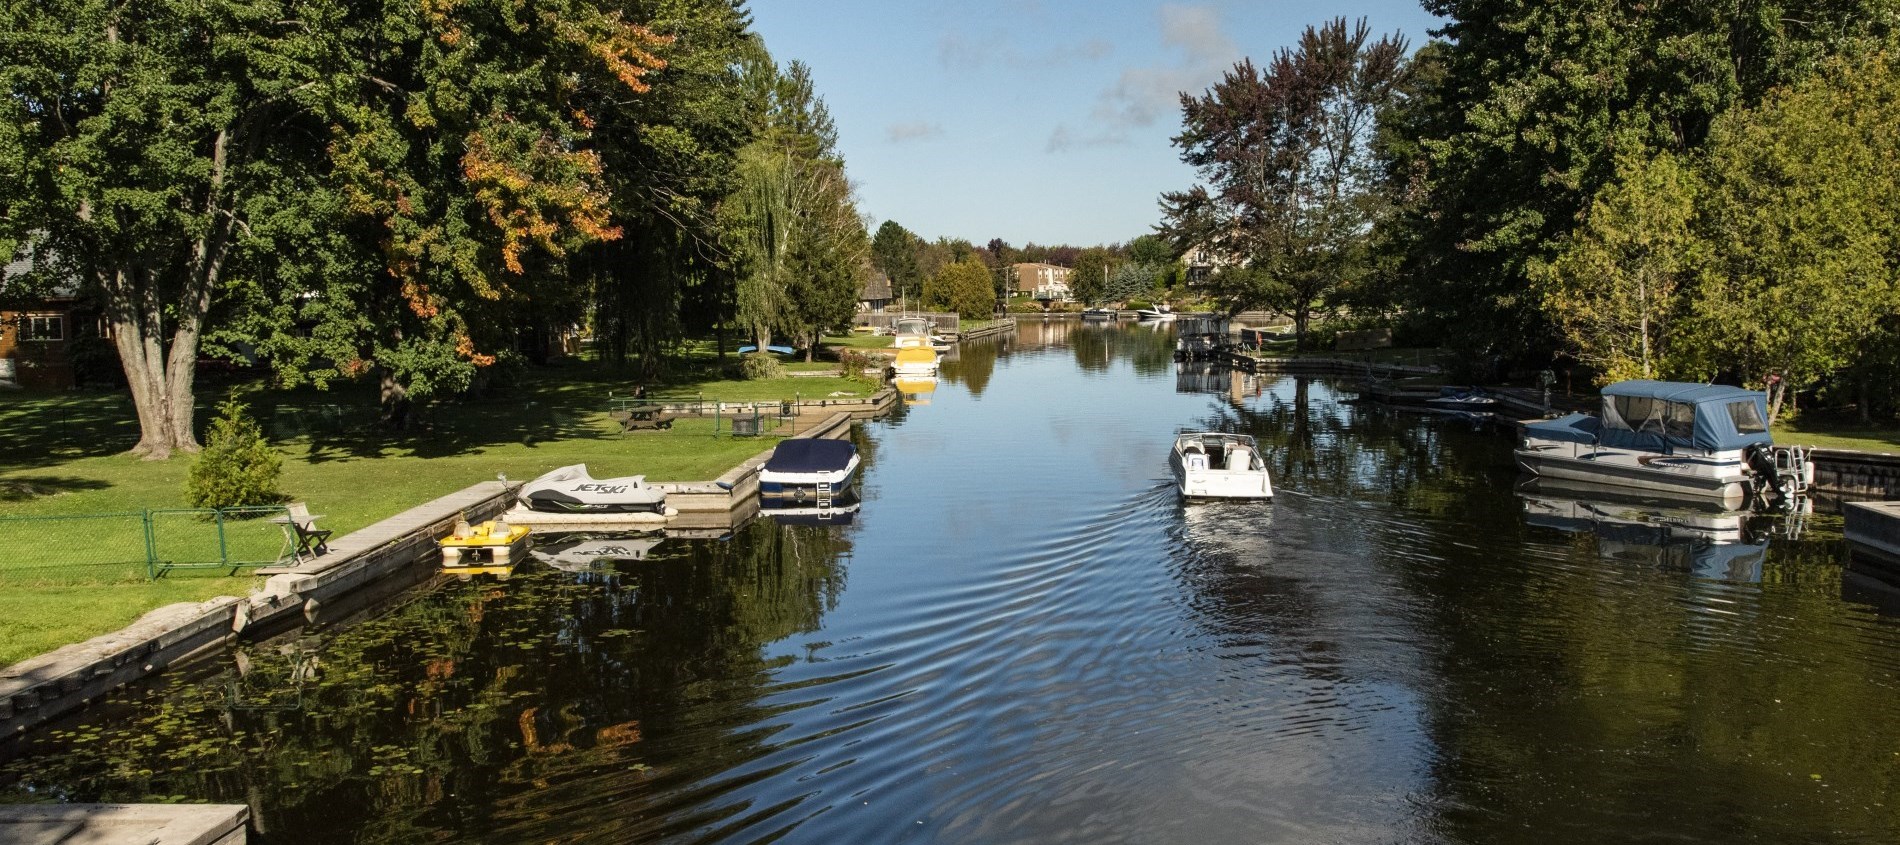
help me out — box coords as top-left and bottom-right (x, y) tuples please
(1171, 433), (1273, 499)
(1515, 442), (1750, 507)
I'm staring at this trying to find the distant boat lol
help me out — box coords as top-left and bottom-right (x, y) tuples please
(1080, 308), (1116, 321)
(1426, 386), (1498, 412)
(1170, 432), (1273, 499)
(1135, 305), (1174, 321)
(1516, 379), (1812, 507)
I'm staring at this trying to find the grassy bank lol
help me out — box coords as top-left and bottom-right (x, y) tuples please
(0, 354), (876, 667)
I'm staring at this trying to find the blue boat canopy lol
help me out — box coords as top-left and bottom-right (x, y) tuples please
(763, 438), (856, 473)
(1523, 412), (1601, 445)
(1596, 380), (1772, 452)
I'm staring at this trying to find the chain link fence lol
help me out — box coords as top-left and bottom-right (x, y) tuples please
(0, 505), (294, 585)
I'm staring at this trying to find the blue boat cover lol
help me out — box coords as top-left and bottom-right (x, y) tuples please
(1523, 412), (1601, 445)
(1599, 380), (1772, 452)
(763, 438), (856, 473)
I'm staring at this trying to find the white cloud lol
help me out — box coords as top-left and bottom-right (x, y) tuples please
(888, 121), (946, 143)
(938, 32), (1114, 71)
(1082, 4), (1240, 135)
(1045, 124), (1129, 153)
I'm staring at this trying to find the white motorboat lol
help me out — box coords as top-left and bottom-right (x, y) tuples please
(1135, 305), (1174, 321)
(1515, 380), (1812, 508)
(891, 316), (949, 350)
(759, 438), (862, 504)
(519, 464), (669, 514)
(1170, 432), (1273, 499)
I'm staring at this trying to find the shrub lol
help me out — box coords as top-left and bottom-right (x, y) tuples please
(186, 400), (286, 509)
(837, 349), (877, 385)
(740, 352), (785, 380)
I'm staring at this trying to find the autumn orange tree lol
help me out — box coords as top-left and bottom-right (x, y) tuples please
(219, 0), (675, 427)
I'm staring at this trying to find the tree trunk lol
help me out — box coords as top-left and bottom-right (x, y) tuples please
(107, 268), (201, 460)
(380, 369), (413, 431)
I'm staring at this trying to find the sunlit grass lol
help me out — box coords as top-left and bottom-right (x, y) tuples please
(0, 351), (867, 666)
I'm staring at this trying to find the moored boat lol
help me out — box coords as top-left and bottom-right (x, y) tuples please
(440, 518), (533, 567)
(1515, 380), (1812, 508)
(1170, 432), (1273, 499)
(891, 346), (940, 376)
(519, 464), (669, 514)
(759, 438), (862, 504)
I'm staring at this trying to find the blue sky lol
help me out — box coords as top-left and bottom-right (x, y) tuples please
(747, 1), (1443, 247)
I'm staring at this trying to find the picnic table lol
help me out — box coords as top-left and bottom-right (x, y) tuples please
(611, 403), (675, 432)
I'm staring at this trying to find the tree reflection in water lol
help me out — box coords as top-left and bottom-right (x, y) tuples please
(1, 517), (852, 844)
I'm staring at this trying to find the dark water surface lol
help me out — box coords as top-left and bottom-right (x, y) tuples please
(8, 321), (1900, 844)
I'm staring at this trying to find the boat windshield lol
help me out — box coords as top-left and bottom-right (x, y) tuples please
(1727, 400), (1767, 434)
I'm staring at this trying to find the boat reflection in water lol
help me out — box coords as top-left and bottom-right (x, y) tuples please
(1516, 479), (1778, 582)
(761, 500), (861, 526)
(1174, 361), (1264, 403)
(529, 531), (666, 573)
(894, 375), (938, 406)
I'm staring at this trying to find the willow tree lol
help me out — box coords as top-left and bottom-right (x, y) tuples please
(0, 0), (340, 458)
(724, 54), (866, 357)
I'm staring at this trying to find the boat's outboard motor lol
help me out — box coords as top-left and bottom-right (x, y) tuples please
(1746, 444), (1815, 508)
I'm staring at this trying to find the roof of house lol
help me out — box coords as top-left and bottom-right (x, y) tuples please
(861, 271), (892, 301)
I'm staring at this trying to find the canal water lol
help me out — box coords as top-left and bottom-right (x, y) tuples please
(7, 321), (1900, 844)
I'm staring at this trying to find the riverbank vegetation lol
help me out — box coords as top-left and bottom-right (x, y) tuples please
(1159, 7), (1900, 427)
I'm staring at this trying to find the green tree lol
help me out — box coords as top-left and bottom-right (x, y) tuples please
(1538, 149), (1704, 383)
(1384, 0), (1894, 370)
(872, 220), (923, 305)
(186, 400), (284, 509)
(926, 258), (994, 318)
(724, 53), (866, 357)
(1163, 18), (1408, 348)
(1106, 262), (1163, 304)
(1070, 248), (1114, 305)
(1681, 50), (1900, 422)
(1127, 234), (1175, 267)
(0, 0), (348, 457)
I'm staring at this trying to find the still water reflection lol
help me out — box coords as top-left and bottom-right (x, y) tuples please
(7, 321), (1900, 843)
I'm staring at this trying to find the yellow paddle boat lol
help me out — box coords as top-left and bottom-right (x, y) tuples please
(440, 517), (533, 567)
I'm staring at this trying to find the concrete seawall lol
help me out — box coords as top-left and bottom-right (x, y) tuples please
(0, 405), (881, 742)
(0, 803), (249, 845)
(1848, 502), (1900, 560)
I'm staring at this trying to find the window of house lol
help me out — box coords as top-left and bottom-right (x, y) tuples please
(20, 314), (63, 341)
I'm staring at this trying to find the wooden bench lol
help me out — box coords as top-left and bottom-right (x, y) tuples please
(611, 405), (675, 432)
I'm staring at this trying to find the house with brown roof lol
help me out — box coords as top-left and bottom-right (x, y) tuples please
(859, 269), (893, 313)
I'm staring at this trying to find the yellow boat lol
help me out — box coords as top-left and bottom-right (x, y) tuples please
(891, 346), (939, 376)
(440, 518), (533, 567)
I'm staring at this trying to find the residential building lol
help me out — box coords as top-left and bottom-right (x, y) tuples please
(1011, 262), (1072, 301)
(859, 269), (893, 313)
(1182, 242), (1242, 287)
(1, 245), (97, 389)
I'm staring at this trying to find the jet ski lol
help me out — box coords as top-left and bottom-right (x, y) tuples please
(518, 464), (669, 514)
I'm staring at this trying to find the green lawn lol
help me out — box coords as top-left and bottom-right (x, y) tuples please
(0, 354), (867, 667)
(822, 333), (895, 349)
(1775, 417), (1900, 453)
